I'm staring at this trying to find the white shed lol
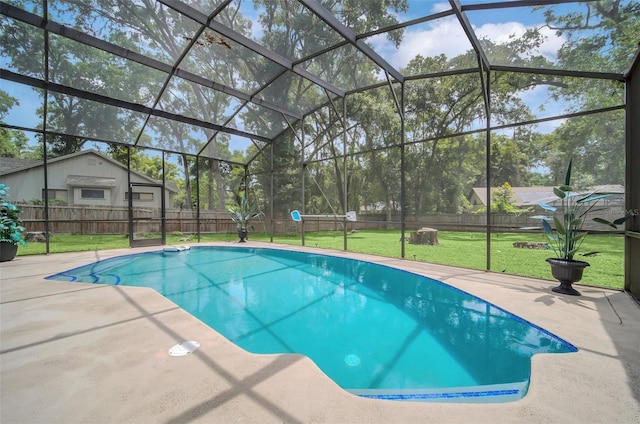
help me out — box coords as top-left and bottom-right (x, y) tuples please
(0, 150), (178, 209)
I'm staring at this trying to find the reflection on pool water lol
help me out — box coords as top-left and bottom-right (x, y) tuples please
(46, 246), (577, 402)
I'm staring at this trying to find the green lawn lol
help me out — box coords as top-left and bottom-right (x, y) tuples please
(16, 229), (625, 290)
(16, 232), (241, 255)
(271, 230), (625, 289)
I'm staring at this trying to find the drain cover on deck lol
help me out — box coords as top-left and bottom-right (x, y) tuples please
(169, 341), (200, 356)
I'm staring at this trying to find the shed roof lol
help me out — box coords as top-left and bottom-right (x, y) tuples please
(66, 175), (117, 187)
(0, 157), (42, 173)
(0, 150), (179, 193)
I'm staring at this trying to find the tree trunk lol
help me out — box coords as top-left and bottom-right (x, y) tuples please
(207, 160), (215, 210)
(181, 154), (192, 209)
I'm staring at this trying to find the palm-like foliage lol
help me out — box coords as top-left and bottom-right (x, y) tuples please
(228, 190), (263, 232)
(537, 160), (628, 260)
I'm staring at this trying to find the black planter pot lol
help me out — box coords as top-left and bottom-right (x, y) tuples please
(0, 242), (19, 262)
(237, 229), (248, 243)
(546, 258), (590, 296)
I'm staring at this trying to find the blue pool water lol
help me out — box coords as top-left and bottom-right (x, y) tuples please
(46, 246), (577, 402)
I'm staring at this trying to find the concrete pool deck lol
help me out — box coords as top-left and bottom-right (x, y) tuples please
(1, 242), (639, 423)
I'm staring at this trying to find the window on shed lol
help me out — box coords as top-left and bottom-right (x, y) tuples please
(125, 192), (154, 201)
(80, 189), (105, 199)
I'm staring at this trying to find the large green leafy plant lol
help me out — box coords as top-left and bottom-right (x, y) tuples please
(537, 160), (628, 261)
(228, 189), (263, 232)
(0, 184), (27, 246)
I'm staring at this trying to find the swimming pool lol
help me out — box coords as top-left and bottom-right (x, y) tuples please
(46, 246), (577, 402)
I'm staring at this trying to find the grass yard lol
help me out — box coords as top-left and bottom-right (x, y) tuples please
(271, 230), (625, 289)
(15, 232), (243, 255)
(16, 229), (625, 290)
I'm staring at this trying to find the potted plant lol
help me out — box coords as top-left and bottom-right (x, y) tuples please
(536, 160), (629, 296)
(228, 189), (262, 242)
(0, 184), (27, 261)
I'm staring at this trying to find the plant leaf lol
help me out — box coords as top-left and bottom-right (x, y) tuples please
(570, 217), (583, 227)
(553, 187), (566, 198)
(553, 215), (566, 235)
(570, 232), (587, 243)
(578, 193), (612, 203)
(613, 216), (631, 225)
(564, 159), (572, 186)
(541, 219), (553, 234)
(537, 203), (557, 212)
(592, 217), (617, 229)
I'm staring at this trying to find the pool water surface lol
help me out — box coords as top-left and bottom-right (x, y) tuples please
(46, 246), (577, 402)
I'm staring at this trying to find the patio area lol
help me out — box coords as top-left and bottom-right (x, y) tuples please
(1, 242), (639, 423)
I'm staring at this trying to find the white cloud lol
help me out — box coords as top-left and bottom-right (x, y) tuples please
(389, 1), (450, 24)
(391, 18), (470, 67)
(431, 2), (451, 14)
(475, 22), (528, 44)
(476, 22), (564, 61)
(370, 17), (566, 71)
(535, 26), (566, 60)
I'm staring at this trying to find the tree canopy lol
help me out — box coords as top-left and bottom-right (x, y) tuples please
(0, 0), (636, 215)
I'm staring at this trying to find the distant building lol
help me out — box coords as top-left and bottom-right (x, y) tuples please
(360, 201), (390, 213)
(470, 185), (625, 211)
(0, 150), (177, 209)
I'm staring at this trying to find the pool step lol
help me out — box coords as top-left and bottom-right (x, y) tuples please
(348, 381), (528, 403)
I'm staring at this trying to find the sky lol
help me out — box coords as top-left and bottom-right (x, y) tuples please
(362, 1), (571, 133)
(1, 1), (610, 144)
(235, 0), (574, 132)
(369, 1), (566, 70)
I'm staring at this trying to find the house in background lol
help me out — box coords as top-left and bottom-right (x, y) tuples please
(469, 186), (556, 211)
(470, 185), (625, 212)
(0, 150), (178, 209)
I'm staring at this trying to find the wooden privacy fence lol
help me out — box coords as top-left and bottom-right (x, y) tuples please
(18, 204), (624, 236)
(18, 204), (237, 235)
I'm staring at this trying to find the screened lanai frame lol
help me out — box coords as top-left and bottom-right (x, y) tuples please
(1, 0), (639, 295)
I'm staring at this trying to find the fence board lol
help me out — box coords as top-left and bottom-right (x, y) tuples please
(18, 204), (619, 236)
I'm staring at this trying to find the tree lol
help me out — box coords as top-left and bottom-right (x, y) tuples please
(536, 0), (638, 184)
(0, 90), (30, 158)
(0, 129), (29, 158)
(9, 0), (239, 207)
(248, 0), (409, 216)
(107, 145), (183, 207)
(402, 54), (495, 213)
(253, 128), (302, 217)
(0, 2), (159, 158)
(489, 134), (532, 187)
(344, 88), (402, 219)
(491, 182), (531, 215)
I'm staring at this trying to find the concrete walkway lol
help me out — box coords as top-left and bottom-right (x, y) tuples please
(1, 242), (639, 423)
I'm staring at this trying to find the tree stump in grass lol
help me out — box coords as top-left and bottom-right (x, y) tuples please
(25, 232), (48, 242)
(410, 227), (438, 246)
(513, 241), (548, 250)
